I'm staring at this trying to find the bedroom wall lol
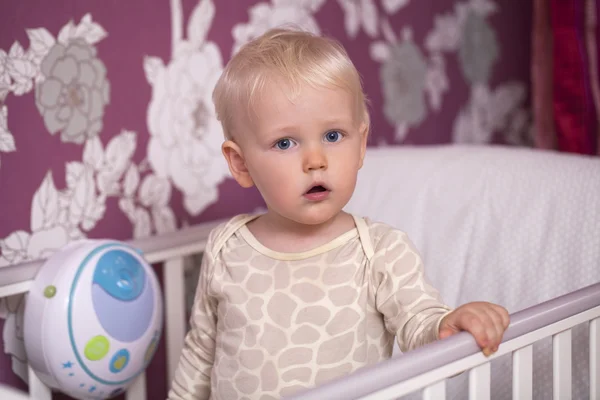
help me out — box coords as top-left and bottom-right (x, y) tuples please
(0, 0), (532, 397)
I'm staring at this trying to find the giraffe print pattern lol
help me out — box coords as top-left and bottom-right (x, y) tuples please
(168, 214), (452, 400)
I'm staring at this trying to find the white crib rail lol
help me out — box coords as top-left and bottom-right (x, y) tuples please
(0, 218), (226, 400)
(287, 282), (600, 400)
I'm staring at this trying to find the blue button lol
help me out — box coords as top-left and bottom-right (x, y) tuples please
(93, 249), (146, 301)
(109, 349), (130, 373)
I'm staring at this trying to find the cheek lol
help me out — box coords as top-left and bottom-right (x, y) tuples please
(257, 175), (297, 209)
(330, 153), (360, 191)
(331, 146), (361, 172)
(338, 169), (358, 191)
(247, 156), (297, 199)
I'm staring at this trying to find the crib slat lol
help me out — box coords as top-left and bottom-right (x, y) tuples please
(27, 366), (51, 400)
(591, 318), (599, 400)
(468, 362), (490, 400)
(422, 380), (445, 400)
(513, 345), (533, 400)
(552, 329), (572, 400)
(125, 372), (146, 400)
(163, 257), (187, 386)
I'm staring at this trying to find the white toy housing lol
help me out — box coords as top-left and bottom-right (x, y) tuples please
(23, 240), (163, 400)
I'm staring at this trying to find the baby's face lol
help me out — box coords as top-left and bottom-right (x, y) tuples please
(239, 82), (367, 226)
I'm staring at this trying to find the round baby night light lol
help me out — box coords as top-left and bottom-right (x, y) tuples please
(23, 239), (163, 400)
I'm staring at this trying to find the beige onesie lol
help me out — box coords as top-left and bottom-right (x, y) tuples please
(168, 214), (452, 400)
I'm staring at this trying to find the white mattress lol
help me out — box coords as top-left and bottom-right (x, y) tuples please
(344, 144), (600, 400)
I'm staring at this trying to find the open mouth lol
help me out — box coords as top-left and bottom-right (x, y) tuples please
(306, 185), (327, 194)
(304, 185), (330, 201)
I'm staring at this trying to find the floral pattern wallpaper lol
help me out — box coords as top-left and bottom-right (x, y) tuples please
(0, 0), (531, 397)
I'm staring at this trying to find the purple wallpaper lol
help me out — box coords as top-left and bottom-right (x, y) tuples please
(0, 0), (531, 398)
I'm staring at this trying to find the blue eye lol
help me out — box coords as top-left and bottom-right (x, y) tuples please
(275, 138), (295, 150)
(325, 131), (342, 142)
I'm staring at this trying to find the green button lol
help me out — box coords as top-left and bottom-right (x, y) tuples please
(43, 285), (56, 298)
(84, 335), (110, 361)
(144, 338), (158, 363)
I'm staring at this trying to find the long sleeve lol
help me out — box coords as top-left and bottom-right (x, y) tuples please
(373, 230), (452, 353)
(168, 251), (218, 400)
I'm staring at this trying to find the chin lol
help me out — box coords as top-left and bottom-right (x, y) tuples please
(294, 209), (343, 226)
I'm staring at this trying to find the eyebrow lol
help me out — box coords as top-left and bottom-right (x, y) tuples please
(262, 126), (298, 141)
(260, 114), (356, 142)
(321, 115), (354, 125)
(271, 116), (353, 132)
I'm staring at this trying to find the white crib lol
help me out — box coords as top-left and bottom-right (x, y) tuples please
(0, 144), (599, 400)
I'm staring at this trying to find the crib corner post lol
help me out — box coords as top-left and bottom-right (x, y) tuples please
(163, 257), (187, 386)
(590, 318), (599, 400)
(28, 366), (51, 400)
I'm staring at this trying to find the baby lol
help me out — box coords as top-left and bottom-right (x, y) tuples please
(168, 28), (509, 400)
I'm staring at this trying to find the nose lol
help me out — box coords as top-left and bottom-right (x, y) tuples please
(303, 145), (327, 173)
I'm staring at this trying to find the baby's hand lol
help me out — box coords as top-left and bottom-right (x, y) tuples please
(439, 302), (510, 357)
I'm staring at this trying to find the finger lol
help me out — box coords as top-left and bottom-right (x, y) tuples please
(479, 312), (499, 353)
(463, 308), (502, 355)
(482, 307), (506, 351)
(498, 305), (511, 329)
(439, 327), (454, 340)
(483, 311), (504, 353)
(438, 312), (460, 340)
(458, 312), (490, 349)
(489, 305), (511, 350)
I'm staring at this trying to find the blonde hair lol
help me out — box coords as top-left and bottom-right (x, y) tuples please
(212, 27), (370, 139)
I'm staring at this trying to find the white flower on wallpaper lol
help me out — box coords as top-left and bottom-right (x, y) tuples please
(425, 0), (496, 54)
(0, 49), (12, 99)
(232, 0), (326, 55)
(423, 0), (499, 95)
(422, 0), (530, 144)
(0, 119), (137, 271)
(459, 11), (499, 85)
(417, 0), (528, 145)
(425, 0), (498, 85)
(2, 41), (36, 97)
(0, 14), (108, 156)
(0, 105), (15, 169)
(337, 0), (378, 38)
(119, 172), (176, 239)
(145, 0), (229, 216)
(371, 22), (441, 142)
(425, 53), (449, 112)
(452, 83), (530, 144)
(372, 0), (522, 144)
(0, 43), (33, 169)
(35, 39), (110, 144)
(381, 0), (411, 15)
(82, 131), (178, 239)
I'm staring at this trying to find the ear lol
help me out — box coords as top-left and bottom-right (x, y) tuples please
(222, 140), (255, 188)
(358, 122), (369, 169)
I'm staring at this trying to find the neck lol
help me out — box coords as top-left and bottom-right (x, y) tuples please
(248, 209), (354, 253)
(260, 210), (343, 238)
